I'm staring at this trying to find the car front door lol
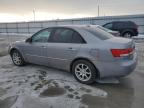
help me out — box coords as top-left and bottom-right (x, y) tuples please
(46, 28), (86, 70)
(23, 28), (53, 65)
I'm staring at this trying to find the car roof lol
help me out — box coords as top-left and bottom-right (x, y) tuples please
(45, 25), (99, 29)
(108, 21), (134, 23)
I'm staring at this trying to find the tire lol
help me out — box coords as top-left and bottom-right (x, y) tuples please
(72, 60), (97, 84)
(11, 50), (25, 66)
(122, 31), (133, 38)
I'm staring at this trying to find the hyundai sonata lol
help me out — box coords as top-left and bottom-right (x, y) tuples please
(9, 25), (138, 84)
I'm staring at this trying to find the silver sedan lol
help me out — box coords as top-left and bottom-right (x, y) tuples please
(9, 25), (138, 84)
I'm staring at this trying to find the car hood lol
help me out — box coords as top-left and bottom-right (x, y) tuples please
(15, 40), (25, 43)
(10, 40), (26, 47)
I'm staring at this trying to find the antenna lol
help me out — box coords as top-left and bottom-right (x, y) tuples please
(97, 0), (101, 17)
(33, 9), (36, 21)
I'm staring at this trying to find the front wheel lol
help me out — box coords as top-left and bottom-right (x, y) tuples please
(11, 50), (25, 66)
(72, 60), (97, 84)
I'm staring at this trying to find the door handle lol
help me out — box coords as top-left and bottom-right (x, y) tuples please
(68, 47), (77, 51)
(41, 46), (47, 48)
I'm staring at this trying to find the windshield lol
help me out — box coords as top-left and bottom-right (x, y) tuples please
(97, 26), (112, 32)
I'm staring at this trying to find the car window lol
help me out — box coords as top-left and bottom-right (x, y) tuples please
(103, 23), (113, 29)
(114, 22), (123, 28)
(72, 32), (85, 43)
(48, 28), (73, 43)
(97, 26), (110, 32)
(32, 29), (52, 43)
(84, 26), (114, 40)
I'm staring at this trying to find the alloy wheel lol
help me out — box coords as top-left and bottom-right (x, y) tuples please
(75, 63), (92, 82)
(124, 32), (132, 38)
(12, 52), (22, 65)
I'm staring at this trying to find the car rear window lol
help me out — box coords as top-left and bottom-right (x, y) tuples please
(84, 26), (114, 40)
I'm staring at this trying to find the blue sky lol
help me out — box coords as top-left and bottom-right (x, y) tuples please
(0, 0), (143, 22)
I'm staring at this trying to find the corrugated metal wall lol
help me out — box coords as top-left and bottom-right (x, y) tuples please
(0, 14), (144, 34)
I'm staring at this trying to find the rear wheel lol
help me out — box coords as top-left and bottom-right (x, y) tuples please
(72, 60), (97, 84)
(11, 50), (25, 66)
(122, 31), (133, 38)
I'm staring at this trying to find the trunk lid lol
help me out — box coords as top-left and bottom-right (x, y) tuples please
(105, 37), (135, 59)
(105, 37), (135, 49)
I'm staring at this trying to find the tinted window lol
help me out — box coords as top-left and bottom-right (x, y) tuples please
(84, 26), (114, 40)
(113, 21), (137, 29)
(103, 23), (113, 29)
(97, 26), (110, 32)
(32, 29), (52, 43)
(72, 32), (85, 43)
(114, 22), (123, 28)
(48, 28), (73, 43)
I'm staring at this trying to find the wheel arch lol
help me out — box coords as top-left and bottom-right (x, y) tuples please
(121, 29), (134, 36)
(9, 48), (25, 61)
(10, 48), (18, 55)
(70, 57), (100, 78)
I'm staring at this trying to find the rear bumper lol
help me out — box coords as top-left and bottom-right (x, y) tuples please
(93, 53), (138, 78)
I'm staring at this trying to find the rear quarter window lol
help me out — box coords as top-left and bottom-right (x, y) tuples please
(72, 32), (86, 43)
(84, 27), (114, 40)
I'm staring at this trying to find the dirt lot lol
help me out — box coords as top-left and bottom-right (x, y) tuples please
(0, 34), (144, 108)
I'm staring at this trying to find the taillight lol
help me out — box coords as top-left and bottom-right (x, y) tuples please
(111, 48), (134, 57)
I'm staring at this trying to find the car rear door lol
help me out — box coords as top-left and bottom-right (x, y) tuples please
(46, 28), (86, 70)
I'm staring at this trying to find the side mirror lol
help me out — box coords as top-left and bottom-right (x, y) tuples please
(25, 38), (32, 43)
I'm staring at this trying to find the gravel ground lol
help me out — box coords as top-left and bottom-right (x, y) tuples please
(0, 34), (144, 108)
